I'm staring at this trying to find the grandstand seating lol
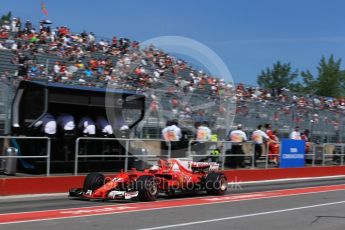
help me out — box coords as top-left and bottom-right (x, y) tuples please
(0, 49), (16, 76)
(0, 19), (344, 142)
(0, 82), (10, 134)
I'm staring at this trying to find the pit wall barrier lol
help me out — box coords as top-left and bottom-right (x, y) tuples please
(2, 137), (345, 195)
(2, 166), (345, 196)
(2, 137), (345, 177)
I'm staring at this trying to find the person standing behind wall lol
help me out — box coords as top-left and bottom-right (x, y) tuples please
(301, 129), (311, 157)
(265, 123), (274, 161)
(196, 121), (212, 141)
(57, 114), (75, 135)
(227, 124), (247, 168)
(33, 113), (57, 160)
(78, 116), (96, 156)
(195, 121), (212, 161)
(96, 116), (114, 155)
(265, 123), (273, 138)
(34, 113), (57, 136)
(78, 116), (96, 136)
(162, 120), (182, 157)
(269, 129), (280, 165)
(251, 125), (269, 167)
(56, 113), (76, 161)
(96, 116), (113, 137)
(162, 120), (182, 142)
(290, 126), (301, 140)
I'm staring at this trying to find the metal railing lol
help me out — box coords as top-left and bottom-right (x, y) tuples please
(321, 143), (345, 166)
(187, 140), (256, 170)
(74, 137), (171, 175)
(0, 136), (51, 175)
(0, 135), (345, 176)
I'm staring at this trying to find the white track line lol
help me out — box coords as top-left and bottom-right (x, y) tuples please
(0, 193), (67, 200)
(229, 175), (345, 185)
(1, 188), (345, 225)
(137, 200), (345, 230)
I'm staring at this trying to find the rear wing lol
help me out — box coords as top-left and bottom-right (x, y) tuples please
(190, 162), (220, 171)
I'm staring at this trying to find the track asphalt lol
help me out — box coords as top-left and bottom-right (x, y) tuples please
(0, 177), (345, 230)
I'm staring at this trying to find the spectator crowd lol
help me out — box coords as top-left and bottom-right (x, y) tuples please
(1, 16), (344, 137)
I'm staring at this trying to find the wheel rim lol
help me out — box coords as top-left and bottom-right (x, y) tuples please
(220, 179), (227, 191)
(149, 182), (158, 195)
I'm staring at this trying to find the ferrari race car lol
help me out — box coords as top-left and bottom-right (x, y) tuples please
(69, 158), (228, 201)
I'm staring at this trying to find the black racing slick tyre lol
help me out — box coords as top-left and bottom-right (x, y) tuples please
(83, 172), (105, 192)
(205, 172), (228, 195)
(136, 175), (158, 201)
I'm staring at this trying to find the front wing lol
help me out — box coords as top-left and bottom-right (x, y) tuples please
(69, 188), (139, 200)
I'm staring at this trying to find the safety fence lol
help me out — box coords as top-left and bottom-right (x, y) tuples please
(1, 136), (345, 176)
(74, 137), (170, 175)
(0, 82), (15, 135)
(0, 136), (51, 175)
(187, 140), (256, 170)
(320, 143), (345, 166)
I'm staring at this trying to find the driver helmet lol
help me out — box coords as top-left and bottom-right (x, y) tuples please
(150, 165), (160, 171)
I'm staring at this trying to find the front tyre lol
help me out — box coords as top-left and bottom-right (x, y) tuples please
(205, 172), (228, 195)
(136, 175), (158, 201)
(83, 172), (105, 192)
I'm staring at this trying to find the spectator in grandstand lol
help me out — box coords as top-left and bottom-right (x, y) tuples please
(33, 113), (57, 136)
(193, 109), (208, 123)
(149, 96), (159, 115)
(78, 116), (96, 136)
(96, 116), (113, 137)
(251, 125), (269, 167)
(227, 124), (247, 168)
(4, 15), (345, 142)
(18, 64), (28, 78)
(11, 18), (19, 33)
(290, 126), (301, 140)
(53, 62), (61, 74)
(0, 28), (9, 39)
(28, 64), (39, 78)
(0, 42), (6, 49)
(24, 20), (33, 32)
(13, 52), (28, 65)
(84, 67), (93, 77)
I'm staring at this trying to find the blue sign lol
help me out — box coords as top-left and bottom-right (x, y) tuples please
(280, 139), (305, 168)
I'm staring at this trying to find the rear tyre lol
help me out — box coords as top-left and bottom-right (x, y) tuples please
(136, 175), (158, 201)
(205, 172), (227, 195)
(83, 172), (105, 192)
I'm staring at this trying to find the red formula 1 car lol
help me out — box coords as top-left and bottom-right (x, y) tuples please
(69, 158), (228, 201)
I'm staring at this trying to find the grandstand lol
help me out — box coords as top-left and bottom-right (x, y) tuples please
(0, 18), (344, 143)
